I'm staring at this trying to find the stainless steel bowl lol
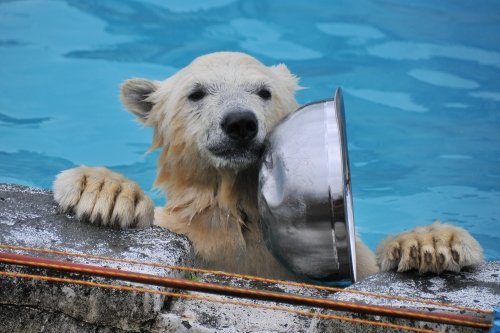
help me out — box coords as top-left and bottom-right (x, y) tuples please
(258, 88), (356, 285)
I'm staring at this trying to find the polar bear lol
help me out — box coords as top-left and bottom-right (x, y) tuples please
(53, 52), (484, 281)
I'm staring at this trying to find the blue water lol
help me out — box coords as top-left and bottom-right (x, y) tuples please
(1, 0), (499, 260)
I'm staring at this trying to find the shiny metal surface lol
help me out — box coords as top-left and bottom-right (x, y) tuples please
(258, 88), (356, 284)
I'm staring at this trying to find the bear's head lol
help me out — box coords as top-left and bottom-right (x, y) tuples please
(121, 52), (299, 187)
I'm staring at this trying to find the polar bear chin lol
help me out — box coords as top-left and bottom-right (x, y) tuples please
(204, 142), (263, 170)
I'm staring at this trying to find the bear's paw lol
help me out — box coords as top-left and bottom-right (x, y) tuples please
(376, 221), (484, 274)
(53, 166), (154, 229)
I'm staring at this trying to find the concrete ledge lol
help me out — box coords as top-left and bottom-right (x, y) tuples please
(0, 183), (193, 332)
(0, 184), (497, 332)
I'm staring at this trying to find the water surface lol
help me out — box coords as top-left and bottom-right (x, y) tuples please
(1, 0), (499, 259)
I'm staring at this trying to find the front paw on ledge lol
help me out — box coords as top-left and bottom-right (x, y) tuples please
(376, 221), (484, 274)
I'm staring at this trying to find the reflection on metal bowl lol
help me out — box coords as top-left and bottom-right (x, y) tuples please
(258, 88), (356, 285)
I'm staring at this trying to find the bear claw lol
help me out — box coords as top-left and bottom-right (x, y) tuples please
(376, 221), (484, 274)
(53, 166), (154, 229)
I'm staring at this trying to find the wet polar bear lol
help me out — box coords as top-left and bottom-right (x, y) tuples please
(54, 52), (483, 281)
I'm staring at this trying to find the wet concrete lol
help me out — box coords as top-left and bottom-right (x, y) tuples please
(0, 184), (497, 332)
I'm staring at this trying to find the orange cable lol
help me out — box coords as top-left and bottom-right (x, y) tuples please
(0, 270), (438, 333)
(0, 243), (490, 315)
(0, 251), (492, 330)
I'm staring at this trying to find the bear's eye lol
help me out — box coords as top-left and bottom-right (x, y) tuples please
(257, 88), (272, 100)
(188, 89), (207, 102)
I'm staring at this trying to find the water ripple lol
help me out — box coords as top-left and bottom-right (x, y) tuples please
(368, 42), (500, 69)
(408, 69), (479, 89)
(469, 91), (500, 102)
(346, 88), (428, 113)
(141, 0), (236, 12)
(316, 22), (385, 44)
(228, 18), (322, 60)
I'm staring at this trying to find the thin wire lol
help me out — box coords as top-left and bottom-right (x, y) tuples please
(0, 270), (438, 333)
(0, 243), (490, 314)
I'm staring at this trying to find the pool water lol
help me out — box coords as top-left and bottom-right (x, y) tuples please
(1, 0), (499, 260)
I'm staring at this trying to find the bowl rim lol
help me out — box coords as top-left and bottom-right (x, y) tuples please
(331, 88), (357, 284)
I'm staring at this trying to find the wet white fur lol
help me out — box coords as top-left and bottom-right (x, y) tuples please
(53, 52), (483, 281)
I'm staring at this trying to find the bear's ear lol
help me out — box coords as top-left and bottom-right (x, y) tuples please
(120, 78), (159, 123)
(269, 64), (301, 94)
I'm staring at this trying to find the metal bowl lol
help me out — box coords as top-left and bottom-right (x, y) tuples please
(258, 88), (356, 285)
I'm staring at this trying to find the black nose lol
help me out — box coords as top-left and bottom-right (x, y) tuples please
(221, 111), (258, 142)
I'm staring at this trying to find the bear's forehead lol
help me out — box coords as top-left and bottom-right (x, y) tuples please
(182, 65), (271, 87)
(173, 72), (271, 98)
(192, 63), (268, 75)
